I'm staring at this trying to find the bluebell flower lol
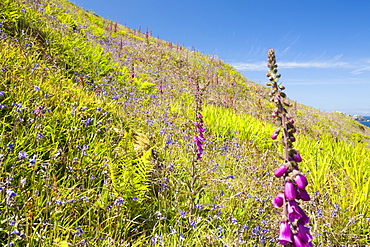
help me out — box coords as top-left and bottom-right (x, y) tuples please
(179, 209), (186, 218)
(18, 151), (28, 160)
(10, 229), (20, 235)
(6, 189), (17, 198)
(179, 233), (185, 241)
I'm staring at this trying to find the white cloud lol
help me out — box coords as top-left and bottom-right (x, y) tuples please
(232, 60), (351, 71)
(351, 66), (370, 75)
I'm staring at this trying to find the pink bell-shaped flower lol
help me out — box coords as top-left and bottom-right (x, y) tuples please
(287, 200), (302, 222)
(293, 234), (306, 247)
(297, 222), (313, 243)
(297, 188), (310, 201)
(277, 221), (292, 245)
(284, 182), (296, 201)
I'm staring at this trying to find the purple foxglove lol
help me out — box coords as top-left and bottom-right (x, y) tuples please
(297, 222), (313, 243)
(271, 133), (278, 140)
(284, 182), (296, 201)
(295, 204), (310, 224)
(277, 221), (292, 245)
(292, 151), (302, 162)
(197, 113), (203, 118)
(293, 234), (306, 247)
(297, 188), (310, 201)
(272, 193), (284, 208)
(274, 166), (287, 178)
(295, 174), (308, 189)
(287, 200), (302, 222)
(197, 134), (205, 142)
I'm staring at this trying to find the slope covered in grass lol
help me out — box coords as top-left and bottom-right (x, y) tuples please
(0, 0), (369, 246)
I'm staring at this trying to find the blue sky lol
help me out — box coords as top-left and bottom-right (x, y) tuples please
(72, 0), (370, 115)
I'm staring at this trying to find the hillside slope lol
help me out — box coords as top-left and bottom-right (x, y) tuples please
(0, 0), (369, 246)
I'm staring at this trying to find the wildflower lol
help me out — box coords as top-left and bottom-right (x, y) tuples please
(266, 49), (312, 246)
(169, 227), (177, 235)
(294, 174), (308, 189)
(83, 118), (94, 127)
(74, 226), (84, 236)
(37, 133), (44, 139)
(297, 222), (313, 243)
(284, 182), (296, 201)
(0, 91), (5, 97)
(29, 155), (37, 165)
(114, 198), (124, 206)
(274, 166), (287, 178)
(179, 209), (186, 218)
(287, 200), (302, 222)
(179, 233), (185, 241)
(6, 189), (17, 198)
(10, 229), (20, 236)
(277, 221), (292, 245)
(34, 106), (45, 115)
(271, 132), (279, 140)
(190, 220), (197, 228)
(7, 143), (14, 150)
(18, 151), (28, 160)
(272, 193), (284, 208)
(296, 188), (310, 201)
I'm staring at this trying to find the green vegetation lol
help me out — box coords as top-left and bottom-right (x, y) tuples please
(0, 0), (369, 246)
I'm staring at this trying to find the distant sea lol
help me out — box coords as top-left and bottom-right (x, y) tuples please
(359, 116), (370, 127)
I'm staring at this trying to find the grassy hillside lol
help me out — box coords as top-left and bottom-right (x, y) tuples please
(0, 0), (369, 246)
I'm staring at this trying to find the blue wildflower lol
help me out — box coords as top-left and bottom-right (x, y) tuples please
(18, 151), (28, 160)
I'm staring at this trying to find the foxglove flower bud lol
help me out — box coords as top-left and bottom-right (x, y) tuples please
(277, 221), (293, 245)
(292, 151), (302, 162)
(284, 182), (296, 200)
(272, 193), (284, 208)
(274, 166), (287, 178)
(297, 188), (310, 201)
(295, 174), (308, 189)
(271, 133), (279, 140)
